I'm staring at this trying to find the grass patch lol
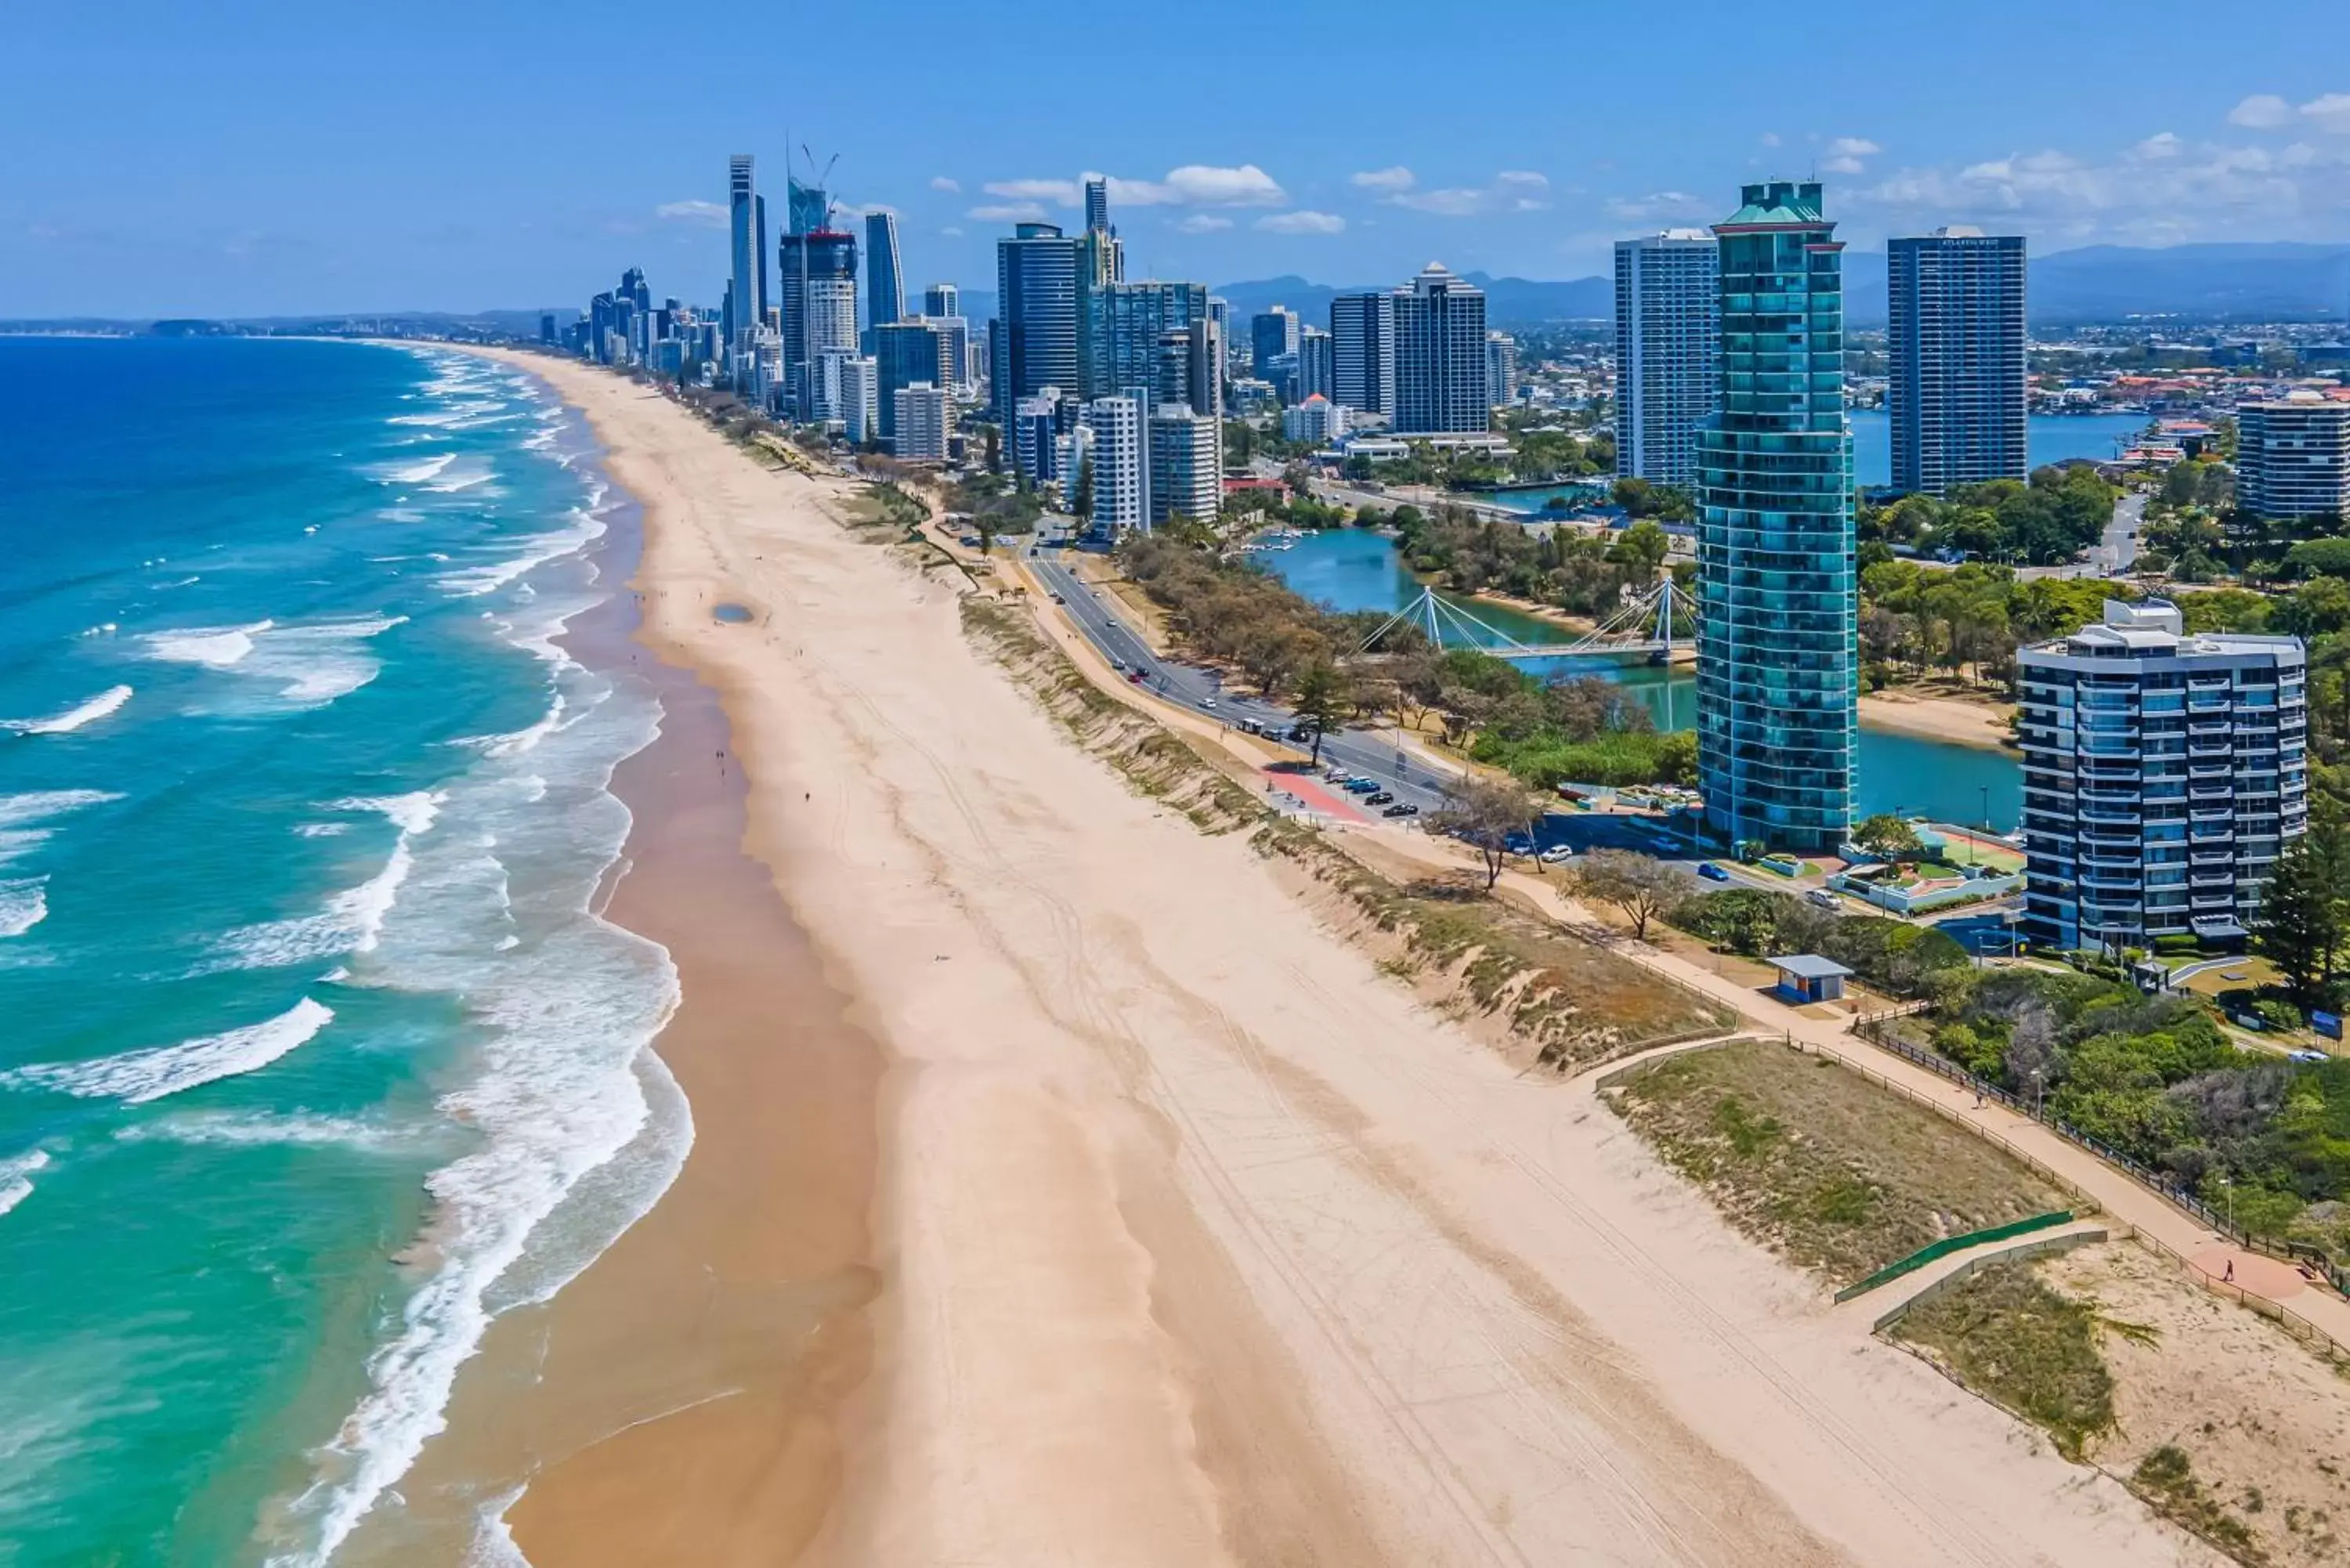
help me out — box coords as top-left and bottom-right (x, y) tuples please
(1891, 1260), (2115, 1462)
(1607, 1040), (2067, 1284)
(2131, 1445), (2270, 1564)
(1255, 819), (1731, 1071)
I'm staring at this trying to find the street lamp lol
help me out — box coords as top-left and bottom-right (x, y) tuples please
(2029, 1068), (2044, 1122)
(2222, 1173), (2235, 1233)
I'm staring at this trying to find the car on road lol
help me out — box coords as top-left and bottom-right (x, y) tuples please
(1697, 862), (1730, 882)
(1049, 592), (1065, 603)
(1382, 802), (1420, 818)
(2290, 1050), (2332, 1064)
(1127, 670), (1147, 684)
(1538, 845), (1573, 865)
(1806, 888), (1841, 909)
(1365, 792), (1394, 806)
(1199, 696), (1217, 710)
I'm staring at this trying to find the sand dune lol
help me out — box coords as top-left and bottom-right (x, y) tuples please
(460, 350), (2213, 1567)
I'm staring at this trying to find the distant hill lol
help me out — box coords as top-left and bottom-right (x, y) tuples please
(1841, 243), (2350, 328)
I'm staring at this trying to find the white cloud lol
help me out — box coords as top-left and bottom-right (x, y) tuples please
(929, 175), (961, 193)
(1496, 170), (1549, 188)
(1603, 190), (1710, 224)
(2303, 93), (2350, 134)
(1821, 135), (1882, 175)
(941, 226), (964, 237)
(968, 201), (1050, 223)
(1256, 210), (1345, 235)
(1390, 186), (1488, 215)
(1174, 214), (1233, 233)
(1759, 132), (1782, 148)
(1385, 171), (1553, 215)
(654, 199), (727, 227)
(984, 178), (1079, 204)
(1350, 165), (1415, 192)
(2229, 93), (2294, 130)
(2134, 132), (2184, 160)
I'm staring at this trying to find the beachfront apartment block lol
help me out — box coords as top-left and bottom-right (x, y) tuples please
(1694, 182), (1856, 854)
(992, 223), (1083, 419)
(1613, 230), (1719, 488)
(2236, 392), (2350, 521)
(891, 383), (951, 462)
(1886, 229), (2027, 496)
(1392, 263), (1491, 435)
(1084, 394), (1148, 535)
(2017, 599), (2308, 952)
(1148, 406), (1222, 526)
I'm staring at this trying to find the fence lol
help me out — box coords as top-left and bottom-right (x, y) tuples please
(1869, 1228), (2109, 1334)
(1835, 1210), (2077, 1304)
(1852, 1010), (2350, 1299)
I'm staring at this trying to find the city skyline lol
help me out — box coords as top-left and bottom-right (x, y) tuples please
(9, 0), (2350, 317)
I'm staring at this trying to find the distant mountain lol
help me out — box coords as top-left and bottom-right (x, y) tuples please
(1840, 243), (2350, 329)
(1208, 271), (1609, 332)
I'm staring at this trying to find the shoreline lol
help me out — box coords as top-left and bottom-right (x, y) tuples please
(343, 350), (884, 1566)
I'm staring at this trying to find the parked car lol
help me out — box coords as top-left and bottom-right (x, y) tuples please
(1697, 862), (1730, 882)
(1343, 778), (1379, 793)
(1365, 792), (1394, 806)
(1538, 845), (1574, 865)
(1322, 766), (1348, 782)
(2290, 1050), (2331, 1064)
(1806, 888), (1840, 909)
(1382, 802), (1421, 818)
(1504, 835), (1537, 855)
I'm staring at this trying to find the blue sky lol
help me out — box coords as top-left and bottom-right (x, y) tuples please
(7, 0), (2349, 317)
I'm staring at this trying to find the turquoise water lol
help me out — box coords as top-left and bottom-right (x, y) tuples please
(1485, 411), (2151, 515)
(0, 339), (683, 1564)
(1264, 528), (2021, 831)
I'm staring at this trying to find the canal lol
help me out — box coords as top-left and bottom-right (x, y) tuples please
(1260, 527), (2024, 832)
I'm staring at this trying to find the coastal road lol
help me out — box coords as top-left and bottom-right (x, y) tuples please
(2023, 490), (2147, 582)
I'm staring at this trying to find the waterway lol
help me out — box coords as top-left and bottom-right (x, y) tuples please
(1259, 528), (2023, 831)
(1482, 411), (2151, 515)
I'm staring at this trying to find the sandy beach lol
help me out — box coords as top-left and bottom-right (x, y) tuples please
(1857, 688), (2017, 751)
(408, 348), (2213, 1566)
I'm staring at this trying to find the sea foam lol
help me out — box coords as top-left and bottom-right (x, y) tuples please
(210, 793), (442, 970)
(0, 879), (49, 938)
(0, 1149), (49, 1219)
(2, 685), (133, 736)
(0, 791), (122, 870)
(3, 998), (334, 1104)
(143, 617), (404, 707)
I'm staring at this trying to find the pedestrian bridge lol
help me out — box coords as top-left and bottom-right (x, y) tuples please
(1357, 580), (1698, 661)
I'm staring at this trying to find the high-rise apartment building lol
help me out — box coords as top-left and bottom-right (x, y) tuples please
(892, 383), (951, 461)
(1887, 228), (2027, 495)
(1097, 280), (1210, 408)
(1612, 229), (1719, 487)
(1155, 322), (1221, 421)
(1150, 407), (1222, 526)
(923, 283), (960, 319)
(787, 175), (829, 237)
(992, 222), (1083, 417)
(1485, 331), (1518, 407)
(837, 355), (879, 445)
(728, 155), (760, 348)
(1391, 264), (1490, 435)
(1014, 388), (1066, 487)
(2237, 393), (2350, 520)
(865, 210), (905, 334)
(1330, 291), (1396, 417)
(873, 320), (953, 441)
(1250, 308), (1299, 381)
(1085, 177), (1111, 236)
(1085, 394), (1148, 535)
(1694, 182), (1855, 853)
(1296, 326), (1333, 403)
(2018, 600), (2308, 951)
(778, 229), (858, 420)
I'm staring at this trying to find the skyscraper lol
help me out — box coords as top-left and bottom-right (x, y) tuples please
(1250, 308), (1299, 380)
(2233, 393), (2350, 520)
(728, 155), (759, 349)
(1888, 228), (2027, 495)
(1098, 280), (1210, 409)
(1296, 326), (1333, 403)
(1150, 406), (1222, 526)
(1329, 291), (1396, 417)
(993, 222), (1083, 418)
(874, 320), (953, 441)
(1613, 230), (1719, 488)
(838, 355), (880, 445)
(1085, 177), (1111, 235)
(893, 383), (951, 461)
(778, 228), (859, 420)
(866, 210), (906, 334)
(1390, 264), (1490, 435)
(1695, 181), (1856, 854)
(787, 175), (829, 237)
(923, 283), (960, 319)
(1484, 331), (1517, 407)
(1085, 395), (1148, 535)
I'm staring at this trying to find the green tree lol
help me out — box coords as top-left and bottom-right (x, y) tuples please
(1610, 520), (1672, 583)
(1853, 813), (1926, 866)
(1290, 662), (1351, 766)
(1073, 452), (1094, 522)
(1573, 848), (1681, 940)
(2255, 813), (2349, 1006)
(1430, 775), (1535, 891)
(982, 423), (1001, 474)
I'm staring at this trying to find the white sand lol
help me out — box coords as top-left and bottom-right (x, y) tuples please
(484, 355), (2214, 1567)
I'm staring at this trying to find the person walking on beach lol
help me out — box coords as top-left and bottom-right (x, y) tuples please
(2224, 1259), (2235, 1284)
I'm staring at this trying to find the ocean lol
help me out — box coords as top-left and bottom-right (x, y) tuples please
(0, 338), (686, 1564)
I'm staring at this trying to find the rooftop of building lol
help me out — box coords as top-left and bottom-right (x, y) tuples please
(1720, 180), (1828, 227)
(2028, 598), (2305, 661)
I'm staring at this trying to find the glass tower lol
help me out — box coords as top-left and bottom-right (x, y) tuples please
(1695, 181), (1855, 854)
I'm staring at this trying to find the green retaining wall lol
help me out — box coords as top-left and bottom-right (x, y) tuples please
(1834, 1210), (2075, 1303)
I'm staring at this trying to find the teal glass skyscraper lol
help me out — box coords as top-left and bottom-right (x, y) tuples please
(1694, 181), (1856, 853)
